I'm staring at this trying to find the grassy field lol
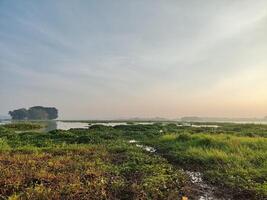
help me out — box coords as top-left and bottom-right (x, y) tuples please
(0, 123), (187, 200)
(2, 122), (43, 131)
(0, 122), (267, 199)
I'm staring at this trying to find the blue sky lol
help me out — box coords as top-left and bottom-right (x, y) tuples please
(1, 0), (267, 119)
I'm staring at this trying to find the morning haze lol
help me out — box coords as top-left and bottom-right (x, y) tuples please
(1, 0), (267, 119)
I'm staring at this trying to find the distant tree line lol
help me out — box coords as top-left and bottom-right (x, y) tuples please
(9, 106), (58, 120)
(181, 116), (202, 122)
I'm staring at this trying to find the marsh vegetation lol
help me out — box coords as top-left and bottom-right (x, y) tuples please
(0, 122), (266, 199)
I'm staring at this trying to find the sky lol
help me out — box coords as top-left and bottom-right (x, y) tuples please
(1, 0), (267, 119)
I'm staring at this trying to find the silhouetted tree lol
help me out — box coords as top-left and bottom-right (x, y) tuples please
(45, 107), (58, 119)
(8, 108), (28, 120)
(9, 106), (58, 120)
(28, 106), (49, 120)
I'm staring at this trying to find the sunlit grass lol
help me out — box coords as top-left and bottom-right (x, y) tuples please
(147, 131), (267, 198)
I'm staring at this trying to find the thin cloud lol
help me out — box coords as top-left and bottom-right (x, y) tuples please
(1, 0), (267, 119)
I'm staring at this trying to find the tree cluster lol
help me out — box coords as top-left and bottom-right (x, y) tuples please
(9, 106), (58, 120)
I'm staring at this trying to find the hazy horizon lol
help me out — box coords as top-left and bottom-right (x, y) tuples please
(1, 1), (267, 119)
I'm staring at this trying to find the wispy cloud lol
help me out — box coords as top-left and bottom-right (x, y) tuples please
(1, 0), (267, 119)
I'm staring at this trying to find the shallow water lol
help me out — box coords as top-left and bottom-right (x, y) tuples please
(57, 121), (89, 130)
(47, 121), (157, 131)
(129, 140), (156, 153)
(135, 144), (156, 153)
(44, 121), (132, 131)
(0, 121), (10, 125)
(89, 122), (128, 126)
(191, 124), (219, 128)
(177, 123), (219, 128)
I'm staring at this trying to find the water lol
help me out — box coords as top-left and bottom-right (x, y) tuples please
(88, 122), (154, 126)
(45, 121), (156, 131)
(129, 140), (156, 153)
(135, 144), (156, 153)
(132, 122), (154, 125)
(128, 139), (138, 144)
(0, 121), (11, 125)
(191, 124), (219, 128)
(88, 122), (128, 126)
(177, 123), (219, 128)
(57, 121), (89, 130)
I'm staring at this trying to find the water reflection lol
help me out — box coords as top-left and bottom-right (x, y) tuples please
(42, 121), (89, 132)
(57, 121), (88, 130)
(0, 121), (11, 125)
(43, 121), (57, 132)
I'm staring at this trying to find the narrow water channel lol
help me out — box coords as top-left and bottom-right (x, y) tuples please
(128, 139), (232, 200)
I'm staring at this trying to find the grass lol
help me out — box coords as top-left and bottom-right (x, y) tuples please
(132, 124), (267, 199)
(0, 146), (185, 200)
(2, 122), (43, 131)
(0, 122), (267, 199)
(0, 124), (186, 200)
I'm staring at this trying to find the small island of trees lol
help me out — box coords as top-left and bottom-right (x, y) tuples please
(9, 106), (58, 120)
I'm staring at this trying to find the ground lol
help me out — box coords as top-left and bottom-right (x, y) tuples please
(0, 122), (266, 199)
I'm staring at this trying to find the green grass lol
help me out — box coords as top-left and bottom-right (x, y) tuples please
(0, 124), (186, 200)
(2, 122), (43, 131)
(135, 125), (267, 199)
(0, 145), (185, 200)
(0, 122), (267, 199)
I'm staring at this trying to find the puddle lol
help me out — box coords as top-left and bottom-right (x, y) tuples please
(128, 139), (138, 144)
(128, 139), (156, 153)
(132, 142), (156, 153)
(144, 146), (156, 153)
